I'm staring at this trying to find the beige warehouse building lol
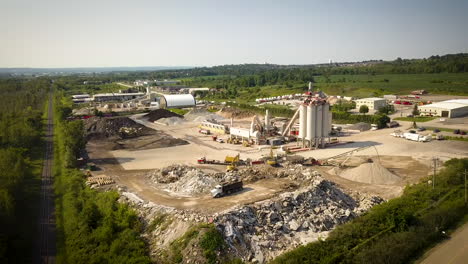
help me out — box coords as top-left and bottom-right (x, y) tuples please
(355, 98), (387, 111)
(419, 99), (468, 118)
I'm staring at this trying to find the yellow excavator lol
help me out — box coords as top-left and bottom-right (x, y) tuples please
(225, 154), (240, 172)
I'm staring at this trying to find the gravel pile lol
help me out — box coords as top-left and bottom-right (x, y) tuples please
(84, 116), (151, 140)
(339, 160), (401, 185)
(144, 109), (183, 122)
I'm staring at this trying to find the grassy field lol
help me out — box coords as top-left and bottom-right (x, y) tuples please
(314, 73), (468, 97)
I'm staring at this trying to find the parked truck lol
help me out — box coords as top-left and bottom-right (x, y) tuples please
(403, 132), (431, 142)
(211, 181), (243, 198)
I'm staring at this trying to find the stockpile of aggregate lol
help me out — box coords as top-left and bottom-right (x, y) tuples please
(84, 116), (151, 140)
(144, 109), (183, 122)
(339, 160), (401, 185)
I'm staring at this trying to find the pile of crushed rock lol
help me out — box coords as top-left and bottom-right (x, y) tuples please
(84, 116), (151, 140)
(330, 160), (401, 185)
(144, 109), (183, 122)
(214, 176), (384, 263)
(147, 166), (233, 196)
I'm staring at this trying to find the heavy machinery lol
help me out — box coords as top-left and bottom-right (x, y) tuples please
(211, 180), (243, 198)
(266, 147), (278, 166)
(227, 137), (241, 144)
(225, 154), (240, 172)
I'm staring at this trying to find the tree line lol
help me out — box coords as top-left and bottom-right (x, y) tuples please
(0, 78), (49, 263)
(53, 89), (151, 263)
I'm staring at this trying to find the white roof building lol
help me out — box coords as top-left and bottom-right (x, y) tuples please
(419, 99), (468, 118)
(354, 97), (387, 110)
(159, 94), (196, 109)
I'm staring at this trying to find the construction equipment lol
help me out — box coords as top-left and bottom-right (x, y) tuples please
(225, 154), (240, 172)
(197, 157), (219, 164)
(199, 129), (211, 135)
(227, 137), (240, 144)
(266, 147), (278, 166)
(211, 181), (243, 198)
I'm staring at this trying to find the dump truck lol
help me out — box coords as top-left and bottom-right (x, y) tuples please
(211, 181), (243, 198)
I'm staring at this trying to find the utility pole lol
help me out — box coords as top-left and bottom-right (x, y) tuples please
(464, 169), (467, 205)
(432, 157), (439, 189)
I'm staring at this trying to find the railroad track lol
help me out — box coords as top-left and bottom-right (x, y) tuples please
(35, 90), (56, 264)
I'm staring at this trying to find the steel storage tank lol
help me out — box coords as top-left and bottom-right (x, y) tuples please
(298, 105), (307, 139)
(322, 104), (330, 137)
(306, 104), (315, 142)
(316, 105), (323, 139)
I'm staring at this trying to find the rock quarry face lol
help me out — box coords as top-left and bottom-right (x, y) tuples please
(214, 177), (383, 262)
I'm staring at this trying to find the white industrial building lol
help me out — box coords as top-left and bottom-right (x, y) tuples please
(93, 92), (146, 102)
(159, 94), (196, 109)
(419, 99), (468, 118)
(355, 98), (387, 111)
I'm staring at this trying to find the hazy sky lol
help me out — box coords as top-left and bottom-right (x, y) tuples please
(1, 0), (467, 67)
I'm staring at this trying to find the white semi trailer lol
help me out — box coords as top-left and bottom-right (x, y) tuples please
(403, 132), (431, 142)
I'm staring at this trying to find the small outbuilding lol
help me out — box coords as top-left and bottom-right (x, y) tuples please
(159, 94), (196, 109)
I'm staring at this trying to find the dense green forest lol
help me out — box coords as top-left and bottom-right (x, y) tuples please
(0, 78), (49, 263)
(272, 158), (468, 264)
(53, 91), (151, 263)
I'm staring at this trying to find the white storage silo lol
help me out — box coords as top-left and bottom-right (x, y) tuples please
(298, 105), (307, 140)
(306, 104), (316, 143)
(316, 105), (323, 139)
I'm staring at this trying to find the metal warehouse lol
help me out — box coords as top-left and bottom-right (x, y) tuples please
(159, 94), (196, 109)
(419, 99), (468, 118)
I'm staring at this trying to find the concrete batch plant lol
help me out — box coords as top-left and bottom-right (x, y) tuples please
(297, 98), (332, 148)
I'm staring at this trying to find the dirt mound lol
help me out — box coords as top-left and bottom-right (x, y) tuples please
(144, 109), (183, 122)
(338, 160), (401, 185)
(348, 122), (371, 131)
(84, 116), (152, 140)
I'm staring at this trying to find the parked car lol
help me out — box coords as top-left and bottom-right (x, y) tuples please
(454, 129), (461, 134)
(461, 131), (467, 135)
(433, 128), (440, 133)
(417, 127), (426, 131)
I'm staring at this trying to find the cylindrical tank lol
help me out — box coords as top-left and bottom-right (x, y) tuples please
(265, 109), (270, 128)
(322, 104), (329, 137)
(316, 105), (323, 139)
(298, 105), (306, 139)
(306, 104), (315, 141)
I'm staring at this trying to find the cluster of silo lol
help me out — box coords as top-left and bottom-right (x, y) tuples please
(298, 100), (332, 149)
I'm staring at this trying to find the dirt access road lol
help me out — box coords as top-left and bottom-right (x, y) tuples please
(87, 141), (293, 215)
(419, 223), (468, 264)
(34, 90), (56, 264)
